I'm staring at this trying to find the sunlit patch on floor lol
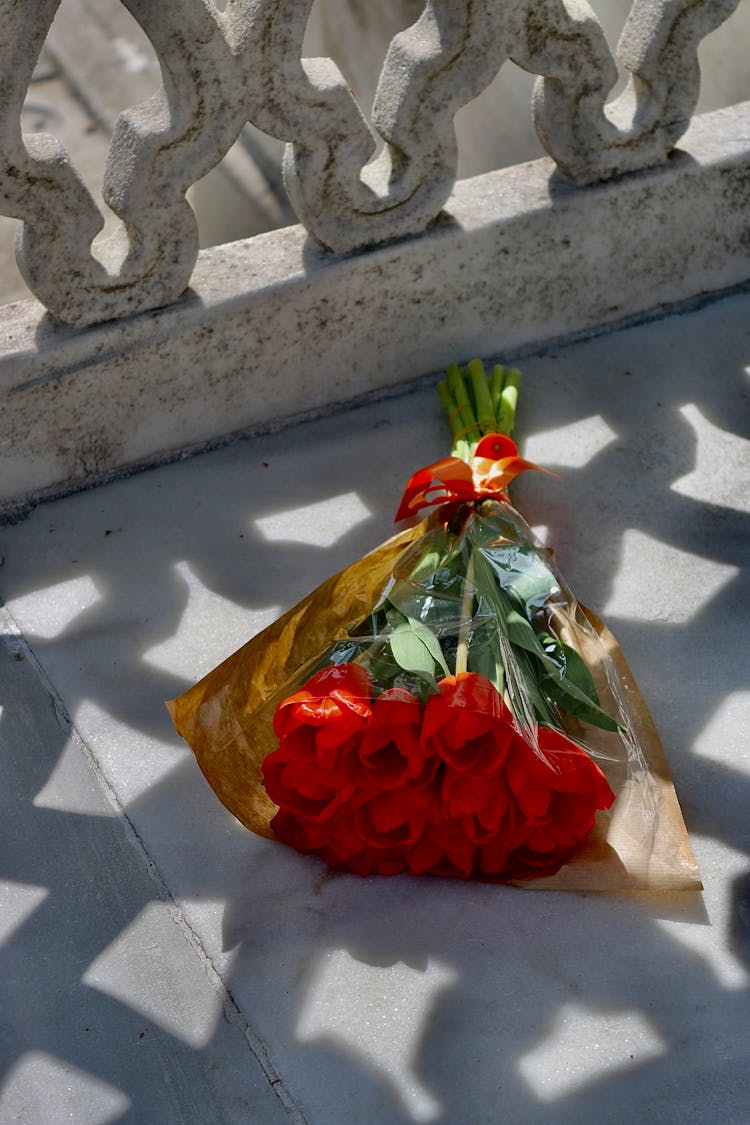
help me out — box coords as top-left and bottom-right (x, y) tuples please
(693, 692), (750, 777)
(523, 415), (618, 469)
(672, 404), (750, 511)
(655, 835), (750, 989)
(297, 948), (457, 1122)
(143, 560), (280, 678)
(7, 574), (101, 639)
(73, 700), (185, 806)
(83, 902), (223, 1048)
(518, 1004), (666, 1100)
(33, 738), (118, 816)
(255, 491), (371, 547)
(0, 1051), (131, 1123)
(0, 881), (49, 947)
(601, 529), (739, 623)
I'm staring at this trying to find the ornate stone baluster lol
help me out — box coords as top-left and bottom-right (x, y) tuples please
(0, 0), (743, 326)
(11, 0), (259, 326)
(239, 0), (376, 250)
(282, 0), (515, 253)
(0, 0), (111, 315)
(278, 0), (606, 252)
(527, 0), (743, 181)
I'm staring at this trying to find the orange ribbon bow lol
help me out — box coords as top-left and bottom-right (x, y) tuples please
(395, 433), (548, 521)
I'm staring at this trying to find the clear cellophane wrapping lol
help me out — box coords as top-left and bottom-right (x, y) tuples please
(168, 500), (700, 891)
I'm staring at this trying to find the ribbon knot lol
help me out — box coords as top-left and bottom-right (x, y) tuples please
(395, 433), (548, 521)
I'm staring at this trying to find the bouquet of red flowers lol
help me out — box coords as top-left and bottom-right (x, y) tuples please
(169, 363), (700, 891)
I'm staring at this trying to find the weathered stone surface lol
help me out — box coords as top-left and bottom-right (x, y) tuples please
(314, 0), (750, 180)
(44, 0), (293, 247)
(0, 101), (748, 520)
(0, 56), (116, 306)
(529, 0), (744, 181)
(1, 0), (302, 326)
(0, 0), (744, 325)
(0, 617), (291, 1123)
(1, 293), (748, 1120)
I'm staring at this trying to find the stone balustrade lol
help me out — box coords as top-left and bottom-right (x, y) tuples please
(0, 1), (748, 520)
(0, 0), (744, 328)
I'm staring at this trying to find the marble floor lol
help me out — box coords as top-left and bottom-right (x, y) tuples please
(1, 291), (748, 1123)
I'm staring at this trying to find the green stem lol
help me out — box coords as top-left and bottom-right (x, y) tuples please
(490, 365), (505, 420)
(437, 379), (470, 462)
(447, 364), (481, 453)
(497, 367), (521, 436)
(437, 359), (523, 456)
(467, 359), (495, 435)
(455, 551), (476, 675)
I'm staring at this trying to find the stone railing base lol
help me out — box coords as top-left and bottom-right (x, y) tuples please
(1, 101), (748, 522)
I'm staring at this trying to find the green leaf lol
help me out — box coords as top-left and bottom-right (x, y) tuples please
(367, 645), (405, 686)
(483, 580), (613, 720)
(466, 635), (505, 695)
(470, 553), (554, 722)
(407, 673), (441, 704)
(505, 608), (549, 657)
(540, 675), (622, 732)
(537, 654), (621, 731)
(506, 652), (552, 724)
(389, 617), (449, 677)
(481, 542), (560, 614)
(536, 637), (621, 730)
(407, 548), (444, 582)
(471, 548), (621, 730)
(386, 581), (462, 629)
(470, 552), (516, 646)
(551, 641), (600, 703)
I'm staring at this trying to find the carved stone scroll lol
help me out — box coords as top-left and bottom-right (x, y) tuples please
(528, 0), (744, 181)
(282, 0), (520, 253)
(1, 0), (252, 325)
(264, 0), (744, 250)
(0, 0), (743, 326)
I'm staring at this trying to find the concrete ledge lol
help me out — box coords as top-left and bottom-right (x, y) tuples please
(1, 101), (749, 519)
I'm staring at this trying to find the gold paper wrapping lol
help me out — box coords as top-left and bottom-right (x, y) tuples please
(167, 528), (701, 893)
(167, 522), (427, 841)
